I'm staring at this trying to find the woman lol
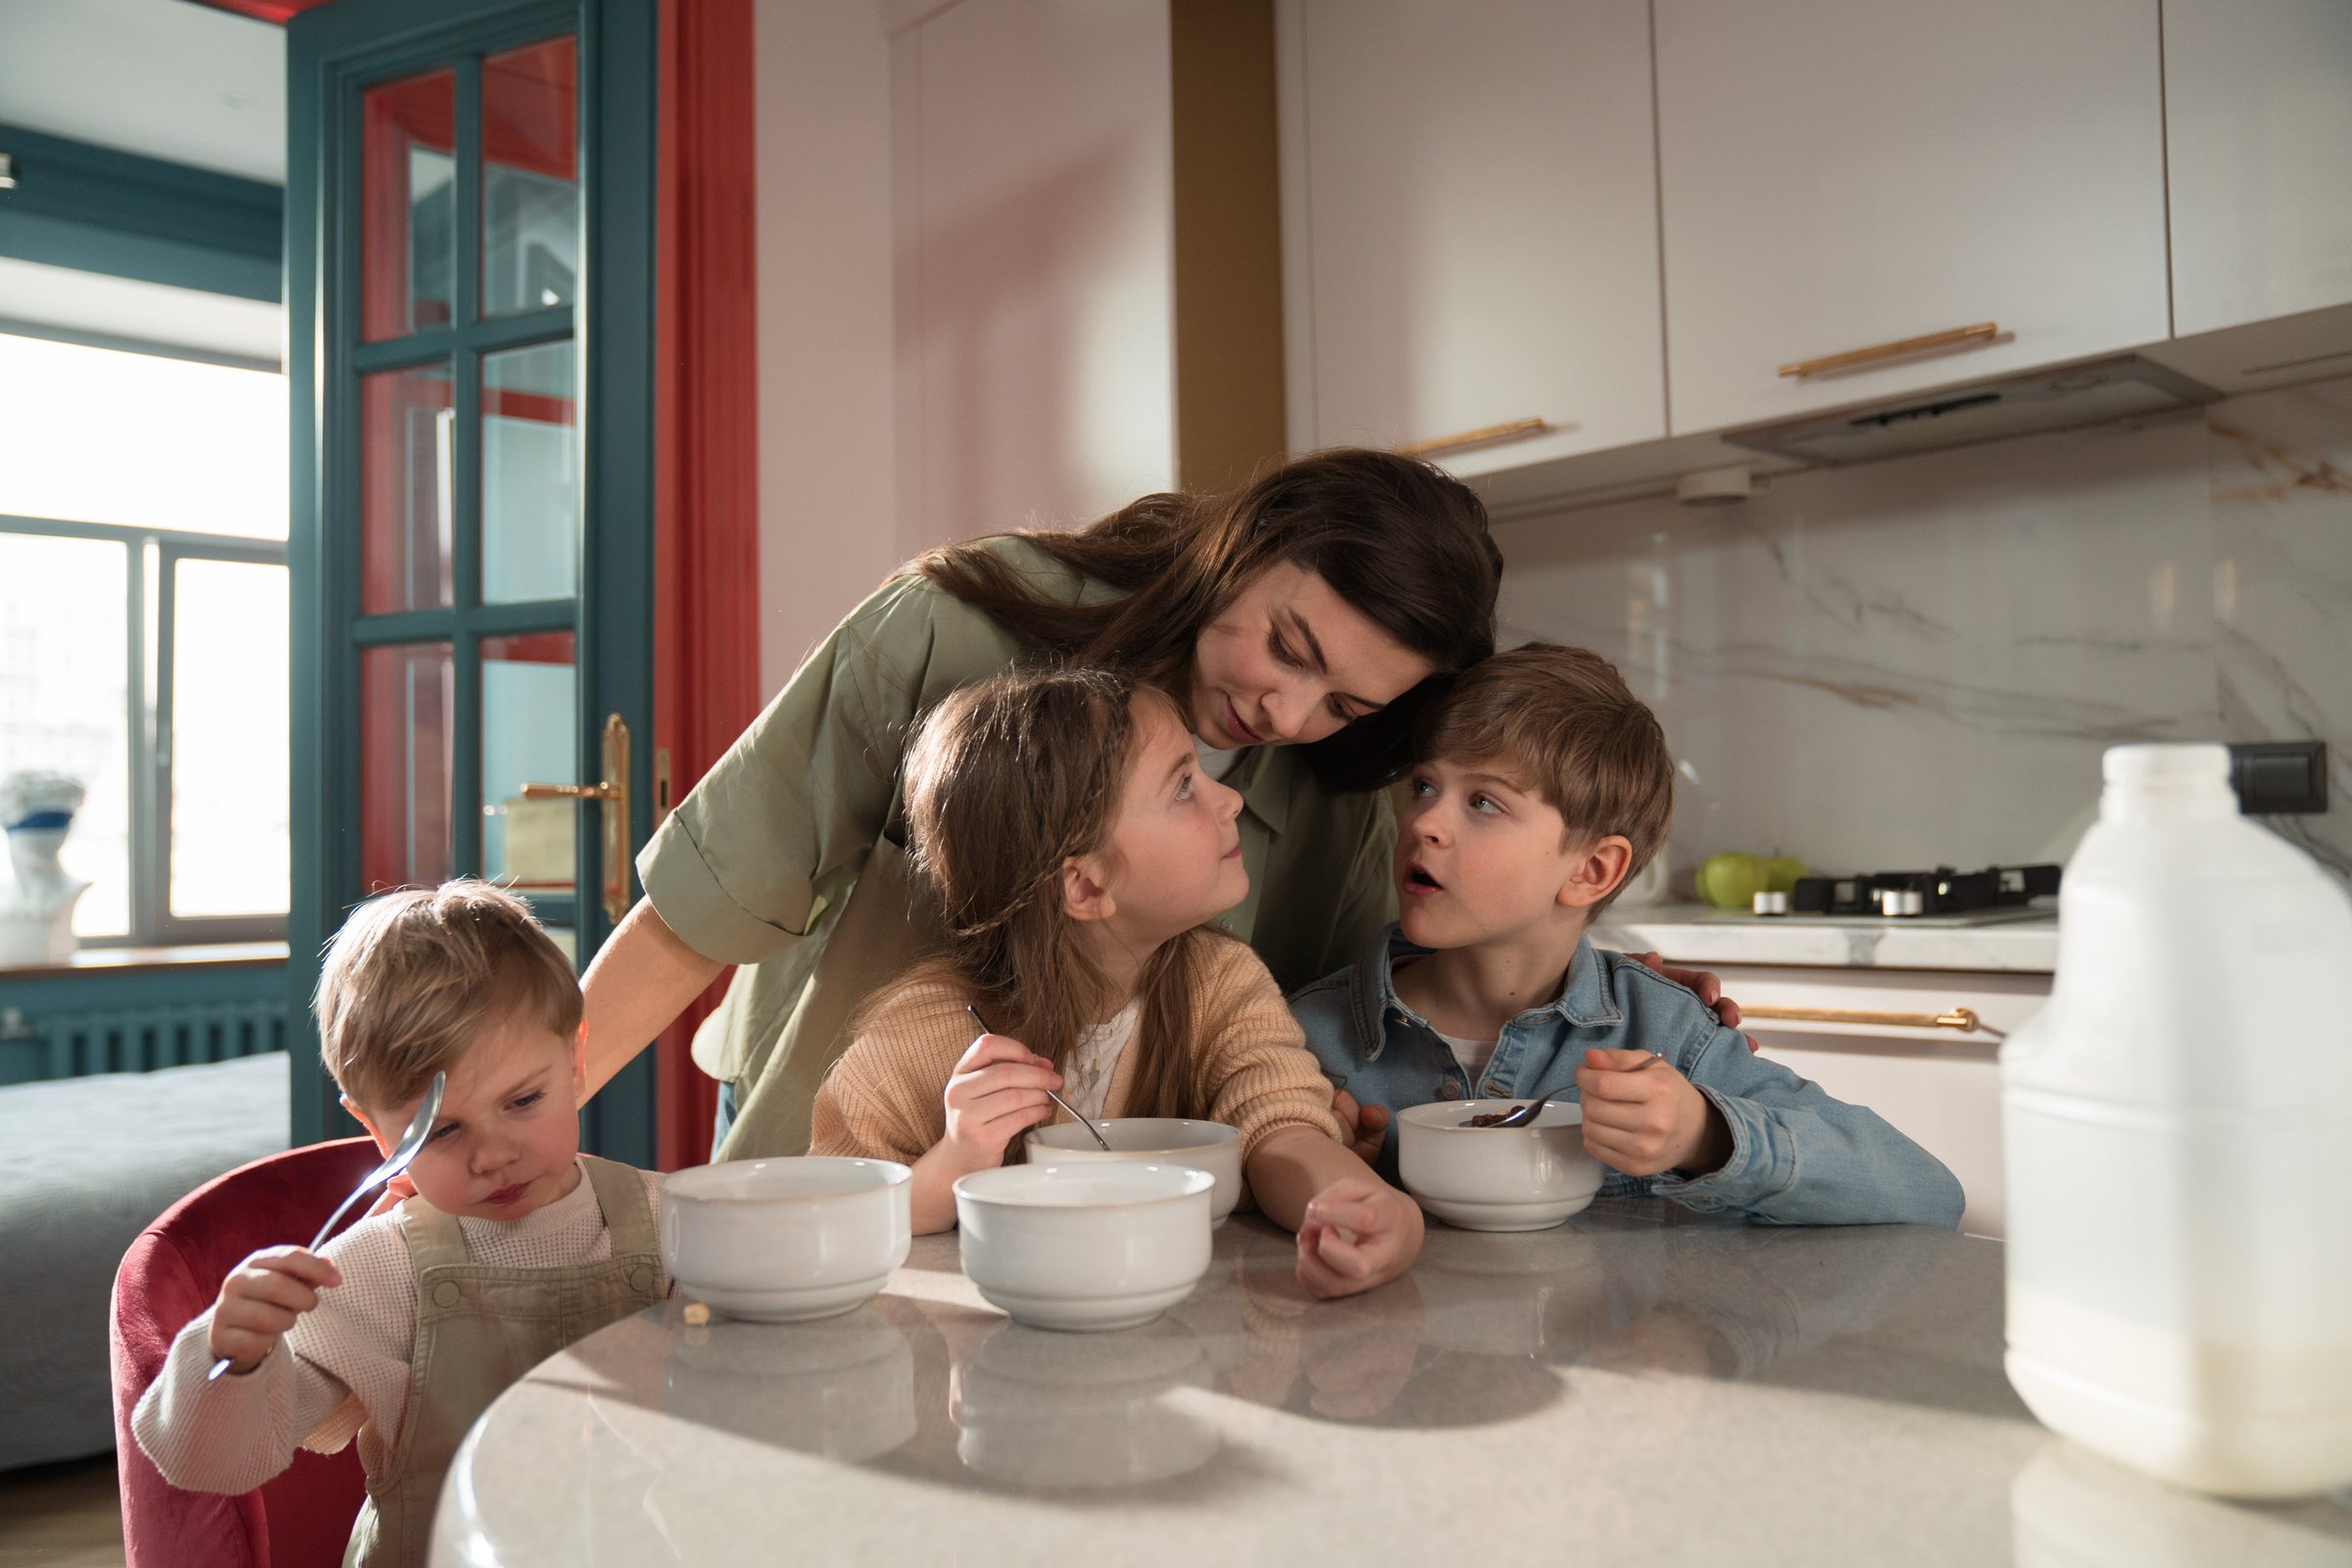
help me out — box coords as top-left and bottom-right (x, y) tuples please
(579, 449), (1729, 1158)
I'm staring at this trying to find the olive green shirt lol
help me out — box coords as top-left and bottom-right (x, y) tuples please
(637, 538), (1400, 1160)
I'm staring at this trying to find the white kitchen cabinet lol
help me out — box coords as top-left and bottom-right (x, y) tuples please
(2165, 0), (2352, 337)
(1652, 0), (2170, 436)
(1709, 965), (2051, 1240)
(893, 0), (1284, 551)
(1276, 0), (1666, 477)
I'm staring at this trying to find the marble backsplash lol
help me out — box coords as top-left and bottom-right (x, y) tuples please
(1494, 373), (2352, 894)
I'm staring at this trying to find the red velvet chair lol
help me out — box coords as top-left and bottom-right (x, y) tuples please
(111, 1138), (381, 1568)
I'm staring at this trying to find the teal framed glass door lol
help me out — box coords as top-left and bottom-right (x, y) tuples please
(286, 0), (657, 1163)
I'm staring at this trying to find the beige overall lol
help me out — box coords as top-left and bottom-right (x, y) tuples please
(343, 1155), (668, 1568)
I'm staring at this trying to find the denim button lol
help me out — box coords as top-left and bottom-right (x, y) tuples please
(1437, 1081), (1461, 1101)
(431, 1281), (462, 1308)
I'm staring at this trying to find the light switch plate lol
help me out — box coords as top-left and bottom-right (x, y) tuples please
(2229, 741), (2328, 814)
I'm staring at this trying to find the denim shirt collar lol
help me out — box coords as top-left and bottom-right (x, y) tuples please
(1345, 922), (1623, 1061)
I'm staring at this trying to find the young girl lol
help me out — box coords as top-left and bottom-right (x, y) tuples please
(808, 665), (1422, 1298)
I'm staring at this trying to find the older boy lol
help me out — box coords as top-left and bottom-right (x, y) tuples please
(1291, 644), (1963, 1226)
(132, 881), (670, 1568)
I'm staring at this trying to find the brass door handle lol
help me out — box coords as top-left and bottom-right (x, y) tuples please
(1397, 416), (1551, 460)
(1777, 322), (1999, 379)
(1741, 1004), (1984, 1033)
(518, 712), (633, 924)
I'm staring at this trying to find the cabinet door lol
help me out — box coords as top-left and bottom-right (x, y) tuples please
(1282, 0), (1664, 475)
(1654, 0), (2169, 435)
(2167, 0), (2352, 335)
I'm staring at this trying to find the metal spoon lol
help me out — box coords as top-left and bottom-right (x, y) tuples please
(206, 1069), (447, 1382)
(1474, 1055), (1668, 1128)
(966, 1004), (1110, 1152)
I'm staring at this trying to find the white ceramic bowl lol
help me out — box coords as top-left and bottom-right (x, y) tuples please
(1396, 1099), (1603, 1232)
(661, 1157), (912, 1321)
(1025, 1118), (1244, 1225)
(954, 1162), (1214, 1332)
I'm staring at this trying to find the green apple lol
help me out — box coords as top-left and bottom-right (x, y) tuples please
(1696, 851), (1768, 909)
(1762, 856), (1808, 894)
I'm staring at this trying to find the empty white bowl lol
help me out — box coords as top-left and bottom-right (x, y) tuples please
(661, 1157), (912, 1321)
(954, 1162), (1214, 1332)
(1396, 1099), (1604, 1232)
(1025, 1118), (1244, 1225)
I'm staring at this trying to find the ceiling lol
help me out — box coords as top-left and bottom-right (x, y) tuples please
(0, 256), (285, 366)
(0, 0), (286, 183)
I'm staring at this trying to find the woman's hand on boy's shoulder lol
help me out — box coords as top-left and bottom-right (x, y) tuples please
(1630, 951), (1746, 1032)
(1294, 1176), (1423, 1300)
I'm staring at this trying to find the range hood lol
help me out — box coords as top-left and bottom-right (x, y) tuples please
(1726, 355), (2219, 466)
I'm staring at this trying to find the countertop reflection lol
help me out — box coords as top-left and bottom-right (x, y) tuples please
(431, 1201), (2352, 1567)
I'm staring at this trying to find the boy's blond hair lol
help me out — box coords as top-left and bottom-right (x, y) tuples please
(314, 880), (581, 1112)
(1418, 643), (1674, 912)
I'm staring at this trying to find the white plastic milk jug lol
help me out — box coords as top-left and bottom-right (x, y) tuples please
(2001, 743), (2352, 1497)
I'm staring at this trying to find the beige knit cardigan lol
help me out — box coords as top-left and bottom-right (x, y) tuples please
(808, 935), (1346, 1167)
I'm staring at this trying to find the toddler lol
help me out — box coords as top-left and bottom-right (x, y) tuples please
(132, 881), (670, 1567)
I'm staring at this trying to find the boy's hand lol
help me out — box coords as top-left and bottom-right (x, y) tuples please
(941, 1031), (1061, 1173)
(1330, 1088), (1390, 1166)
(1574, 1048), (1733, 1178)
(1631, 951), (1744, 1029)
(208, 1247), (342, 1375)
(1294, 1176), (1423, 1300)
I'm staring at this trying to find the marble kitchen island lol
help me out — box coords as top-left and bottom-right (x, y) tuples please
(428, 1202), (2348, 1566)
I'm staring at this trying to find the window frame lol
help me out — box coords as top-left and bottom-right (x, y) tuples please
(1, 509), (288, 949)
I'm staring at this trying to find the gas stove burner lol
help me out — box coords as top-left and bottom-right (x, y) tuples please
(1786, 863), (2060, 918)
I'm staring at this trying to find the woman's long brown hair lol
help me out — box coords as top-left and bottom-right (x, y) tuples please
(906, 448), (1503, 792)
(858, 665), (1214, 1121)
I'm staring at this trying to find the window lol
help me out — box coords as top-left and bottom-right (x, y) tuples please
(0, 332), (289, 946)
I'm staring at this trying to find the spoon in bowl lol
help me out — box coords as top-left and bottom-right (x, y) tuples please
(205, 1069), (447, 1382)
(1472, 1055), (1668, 1128)
(966, 1004), (1110, 1152)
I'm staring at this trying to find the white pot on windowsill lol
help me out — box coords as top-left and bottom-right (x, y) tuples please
(1, 772), (90, 965)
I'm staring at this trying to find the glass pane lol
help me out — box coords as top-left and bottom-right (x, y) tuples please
(0, 534), (130, 940)
(480, 633), (576, 894)
(481, 342), (578, 604)
(0, 335), (288, 540)
(170, 559), (290, 920)
(483, 37), (579, 318)
(363, 68), (457, 340)
(361, 364), (454, 614)
(361, 643), (454, 891)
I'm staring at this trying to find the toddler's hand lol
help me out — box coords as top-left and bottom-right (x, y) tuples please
(941, 1030), (1061, 1174)
(1330, 1088), (1390, 1166)
(1574, 1048), (1731, 1177)
(208, 1246), (342, 1375)
(1294, 1176), (1423, 1300)
(1633, 951), (1743, 1029)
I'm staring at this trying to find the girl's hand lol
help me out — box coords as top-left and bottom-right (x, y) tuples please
(1631, 951), (1744, 1029)
(1294, 1176), (1423, 1300)
(1574, 1048), (1732, 1177)
(1330, 1088), (1390, 1166)
(208, 1246), (342, 1375)
(941, 1030), (1061, 1173)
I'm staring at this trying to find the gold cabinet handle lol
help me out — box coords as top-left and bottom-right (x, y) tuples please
(1397, 416), (1551, 460)
(518, 713), (633, 924)
(1777, 322), (1999, 379)
(1741, 1004), (1984, 1033)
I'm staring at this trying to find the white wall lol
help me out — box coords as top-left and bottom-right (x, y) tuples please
(753, 0), (903, 700)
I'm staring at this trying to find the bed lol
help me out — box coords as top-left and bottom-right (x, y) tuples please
(0, 1053), (290, 1471)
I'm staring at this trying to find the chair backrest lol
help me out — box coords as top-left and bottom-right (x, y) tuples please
(112, 1137), (382, 1568)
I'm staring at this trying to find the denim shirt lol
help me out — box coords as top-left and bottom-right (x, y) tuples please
(1290, 925), (1964, 1228)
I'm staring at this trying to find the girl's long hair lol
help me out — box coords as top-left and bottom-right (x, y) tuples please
(906, 448), (1503, 792)
(862, 665), (1213, 1120)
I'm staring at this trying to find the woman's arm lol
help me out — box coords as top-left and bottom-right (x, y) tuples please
(580, 900), (727, 1097)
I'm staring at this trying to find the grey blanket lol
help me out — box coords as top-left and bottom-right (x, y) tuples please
(0, 1054), (289, 1470)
